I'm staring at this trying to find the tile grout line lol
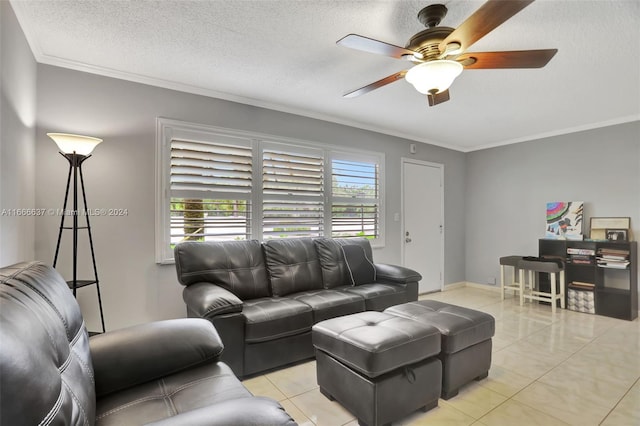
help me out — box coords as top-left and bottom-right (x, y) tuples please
(597, 375), (640, 426)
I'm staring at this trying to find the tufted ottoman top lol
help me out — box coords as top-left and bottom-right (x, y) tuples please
(385, 300), (495, 354)
(312, 311), (440, 378)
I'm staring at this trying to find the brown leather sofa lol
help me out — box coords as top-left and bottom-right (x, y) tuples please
(0, 261), (295, 426)
(174, 237), (421, 377)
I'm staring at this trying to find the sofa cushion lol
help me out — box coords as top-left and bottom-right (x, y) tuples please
(340, 283), (409, 311)
(242, 298), (314, 343)
(290, 289), (366, 323)
(146, 397), (296, 426)
(341, 244), (376, 285)
(313, 238), (351, 288)
(313, 237), (374, 288)
(174, 240), (270, 300)
(95, 362), (252, 425)
(263, 238), (323, 296)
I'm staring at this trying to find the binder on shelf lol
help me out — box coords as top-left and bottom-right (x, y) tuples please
(567, 248), (595, 256)
(568, 255), (593, 265)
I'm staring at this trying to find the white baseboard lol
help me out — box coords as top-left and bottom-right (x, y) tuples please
(465, 281), (502, 293)
(443, 281), (466, 291)
(443, 281), (501, 293)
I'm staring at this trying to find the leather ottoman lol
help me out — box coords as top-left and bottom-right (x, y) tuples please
(385, 300), (495, 399)
(312, 311), (442, 426)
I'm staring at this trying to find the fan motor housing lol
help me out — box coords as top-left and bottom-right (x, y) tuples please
(406, 27), (454, 60)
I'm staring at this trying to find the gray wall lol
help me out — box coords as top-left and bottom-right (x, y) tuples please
(0, 2), (37, 266)
(466, 122), (640, 292)
(34, 64), (466, 330)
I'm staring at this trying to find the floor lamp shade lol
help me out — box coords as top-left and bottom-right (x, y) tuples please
(51, 131), (106, 333)
(47, 133), (102, 155)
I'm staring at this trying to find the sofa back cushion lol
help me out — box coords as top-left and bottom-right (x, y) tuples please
(174, 240), (270, 300)
(263, 238), (323, 296)
(314, 237), (374, 288)
(0, 262), (96, 426)
(341, 244), (377, 285)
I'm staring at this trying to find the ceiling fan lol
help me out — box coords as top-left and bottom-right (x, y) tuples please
(337, 0), (557, 106)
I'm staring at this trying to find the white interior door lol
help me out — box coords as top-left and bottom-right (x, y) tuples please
(402, 160), (443, 294)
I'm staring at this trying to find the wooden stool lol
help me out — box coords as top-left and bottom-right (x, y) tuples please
(517, 258), (566, 313)
(499, 256), (524, 300)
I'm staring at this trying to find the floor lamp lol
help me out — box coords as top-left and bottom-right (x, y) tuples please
(49, 133), (106, 333)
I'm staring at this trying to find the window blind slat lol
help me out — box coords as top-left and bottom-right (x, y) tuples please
(172, 158), (252, 171)
(171, 149), (252, 163)
(171, 174), (251, 187)
(263, 181), (323, 190)
(262, 166), (323, 178)
(171, 184), (251, 194)
(263, 178), (323, 187)
(172, 140), (251, 156)
(172, 168), (251, 181)
(263, 153), (323, 165)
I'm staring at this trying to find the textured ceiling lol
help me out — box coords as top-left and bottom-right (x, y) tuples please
(11, 0), (640, 152)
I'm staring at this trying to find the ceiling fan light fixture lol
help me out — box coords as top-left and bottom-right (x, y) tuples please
(405, 60), (463, 94)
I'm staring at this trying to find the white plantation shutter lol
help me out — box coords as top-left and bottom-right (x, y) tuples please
(262, 145), (324, 239)
(157, 119), (385, 263)
(170, 138), (252, 242)
(331, 158), (379, 238)
(171, 140), (252, 195)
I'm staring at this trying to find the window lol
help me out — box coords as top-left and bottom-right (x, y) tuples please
(330, 156), (380, 239)
(156, 119), (384, 263)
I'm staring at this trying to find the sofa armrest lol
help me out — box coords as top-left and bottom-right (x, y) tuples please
(375, 263), (422, 284)
(145, 397), (296, 426)
(183, 282), (243, 319)
(90, 318), (223, 397)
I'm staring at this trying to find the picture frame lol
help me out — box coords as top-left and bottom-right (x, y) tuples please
(590, 217), (631, 240)
(605, 229), (628, 242)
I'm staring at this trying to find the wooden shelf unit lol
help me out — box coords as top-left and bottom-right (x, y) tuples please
(539, 239), (637, 321)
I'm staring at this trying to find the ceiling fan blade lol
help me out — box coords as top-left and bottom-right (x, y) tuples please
(427, 89), (450, 106)
(337, 34), (419, 59)
(439, 0), (535, 54)
(343, 71), (408, 98)
(457, 49), (557, 69)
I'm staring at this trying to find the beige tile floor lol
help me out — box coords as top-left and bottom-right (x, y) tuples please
(242, 287), (640, 425)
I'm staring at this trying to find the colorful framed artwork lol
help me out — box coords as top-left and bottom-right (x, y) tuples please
(546, 201), (584, 240)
